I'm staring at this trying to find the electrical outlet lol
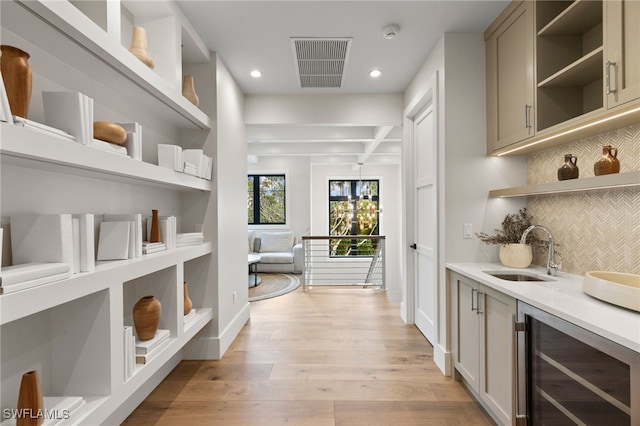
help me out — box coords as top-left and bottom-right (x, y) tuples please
(463, 223), (473, 239)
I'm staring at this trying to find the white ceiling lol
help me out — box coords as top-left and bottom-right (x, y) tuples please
(176, 1), (509, 164)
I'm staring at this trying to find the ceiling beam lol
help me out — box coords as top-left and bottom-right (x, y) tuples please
(357, 125), (394, 164)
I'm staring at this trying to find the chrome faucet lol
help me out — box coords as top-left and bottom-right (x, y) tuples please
(520, 225), (559, 276)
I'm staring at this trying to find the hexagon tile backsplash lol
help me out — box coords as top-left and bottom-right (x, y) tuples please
(526, 123), (640, 275)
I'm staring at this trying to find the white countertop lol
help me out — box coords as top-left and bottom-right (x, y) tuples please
(446, 263), (640, 353)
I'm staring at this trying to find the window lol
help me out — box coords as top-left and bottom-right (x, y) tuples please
(329, 179), (379, 256)
(248, 174), (286, 225)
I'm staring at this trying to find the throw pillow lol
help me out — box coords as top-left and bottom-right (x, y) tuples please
(259, 231), (294, 253)
(248, 230), (255, 254)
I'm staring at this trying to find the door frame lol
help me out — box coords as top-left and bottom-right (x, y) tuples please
(401, 71), (439, 327)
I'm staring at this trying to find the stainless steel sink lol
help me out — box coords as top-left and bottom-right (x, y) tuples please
(483, 271), (553, 282)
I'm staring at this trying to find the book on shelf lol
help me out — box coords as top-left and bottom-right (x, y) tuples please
(96, 221), (130, 261)
(0, 262), (70, 294)
(73, 214), (95, 273)
(103, 214), (142, 258)
(158, 144), (183, 172)
(136, 329), (170, 354)
(142, 241), (166, 254)
(118, 122), (142, 161)
(0, 70), (12, 124)
(159, 216), (177, 250)
(42, 91), (93, 146)
(184, 308), (197, 323)
(92, 138), (128, 156)
(176, 232), (204, 247)
(72, 218), (80, 274)
(124, 326), (135, 381)
(10, 213), (75, 269)
(12, 116), (75, 140)
(183, 149), (213, 180)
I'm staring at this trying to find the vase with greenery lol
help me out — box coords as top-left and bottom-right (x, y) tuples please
(476, 208), (550, 268)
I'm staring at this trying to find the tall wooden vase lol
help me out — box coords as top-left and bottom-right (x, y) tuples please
(1, 45), (32, 119)
(133, 295), (161, 341)
(183, 281), (193, 315)
(150, 209), (161, 243)
(182, 76), (199, 106)
(17, 370), (44, 426)
(128, 26), (155, 69)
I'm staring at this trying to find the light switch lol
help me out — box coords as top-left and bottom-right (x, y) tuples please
(463, 223), (473, 239)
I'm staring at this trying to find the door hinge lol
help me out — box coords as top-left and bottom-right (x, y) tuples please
(514, 320), (526, 333)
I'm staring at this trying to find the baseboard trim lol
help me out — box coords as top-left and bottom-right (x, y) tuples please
(434, 344), (452, 376)
(182, 302), (250, 359)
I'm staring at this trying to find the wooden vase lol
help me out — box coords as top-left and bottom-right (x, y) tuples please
(182, 76), (199, 106)
(557, 154), (579, 181)
(16, 370), (44, 426)
(128, 26), (154, 69)
(1, 45), (32, 119)
(93, 121), (127, 145)
(183, 281), (193, 315)
(594, 145), (620, 176)
(133, 295), (161, 341)
(150, 209), (161, 243)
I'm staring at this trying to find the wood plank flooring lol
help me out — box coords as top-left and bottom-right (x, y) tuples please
(124, 286), (495, 425)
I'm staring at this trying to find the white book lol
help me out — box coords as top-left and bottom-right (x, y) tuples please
(74, 214), (95, 273)
(92, 138), (128, 156)
(135, 329), (170, 354)
(96, 221), (130, 261)
(104, 214), (142, 258)
(0, 263), (70, 294)
(12, 116), (75, 140)
(118, 122), (142, 161)
(10, 214), (74, 266)
(183, 149), (206, 178)
(184, 162), (198, 176)
(42, 91), (87, 144)
(72, 218), (80, 274)
(124, 326), (135, 380)
(0, 70), (13, 124)
(143, 245), (167, 254)
(158, 144), (183, 171)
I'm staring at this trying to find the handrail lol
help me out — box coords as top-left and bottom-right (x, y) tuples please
(302, 235), (386, 240)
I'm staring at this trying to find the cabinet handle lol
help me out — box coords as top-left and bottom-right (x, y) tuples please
(514, 319), (527, 425)
(476, 291), (483, 314)
(471, 288), (477, 312)
(524, 104), (532, 130)
(606, 61), (617, 95)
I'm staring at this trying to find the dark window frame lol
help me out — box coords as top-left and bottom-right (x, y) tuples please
(248, 174), (286, 225)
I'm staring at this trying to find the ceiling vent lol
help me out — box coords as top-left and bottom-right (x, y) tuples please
(291, 38), (352, 88)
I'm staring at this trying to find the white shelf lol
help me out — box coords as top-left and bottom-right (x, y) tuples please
(538, 47), (603, 88)
(1, 124), (211, 192)
(489, 171), (640, 198)
(0, 243), (212, 325)
(3, 0), (210, 130)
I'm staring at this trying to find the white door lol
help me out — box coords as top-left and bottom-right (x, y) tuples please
(413, 103), (437, 345)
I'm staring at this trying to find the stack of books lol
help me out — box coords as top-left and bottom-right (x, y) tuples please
(183, 149), (213, 180)
(142, 242), (166, 255)
(135, 329), (170, 365)
(176, 232), (204, 248)
(118, 122), (142, 161)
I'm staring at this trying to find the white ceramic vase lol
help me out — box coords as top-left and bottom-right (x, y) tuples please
(499, 243), (532, 268)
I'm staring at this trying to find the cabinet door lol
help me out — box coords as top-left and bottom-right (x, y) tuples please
(606, 0), (640, 108)
(479, 285), (516, 426)
(451, 273), (480, 391)
(486, 2), (535, 153)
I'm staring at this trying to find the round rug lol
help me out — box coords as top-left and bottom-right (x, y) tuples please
(249, 273), (300, 302)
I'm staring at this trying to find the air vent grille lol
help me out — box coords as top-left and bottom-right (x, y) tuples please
(291, 38), (352, 88)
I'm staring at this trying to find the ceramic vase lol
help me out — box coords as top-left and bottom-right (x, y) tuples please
(183, 281), (193, 315)
(594, 145), (620, 176)
(150, 209), (161, 243)
(133, 295), (161, 341)
(128, 26), (155, 69)
(499, 243), (532, 268)
(1, 45), (32, 119)
(182, 76), (199, 106)
(16, 370), (44, 426)
(557, 154), (579, 181)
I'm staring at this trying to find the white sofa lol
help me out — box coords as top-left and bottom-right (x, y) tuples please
(248, 231), (303, 274)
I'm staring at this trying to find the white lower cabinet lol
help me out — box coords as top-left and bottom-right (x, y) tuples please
(450, 271), (516, 425)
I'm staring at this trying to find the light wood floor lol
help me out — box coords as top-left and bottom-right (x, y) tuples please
(124, 286), (495, 425)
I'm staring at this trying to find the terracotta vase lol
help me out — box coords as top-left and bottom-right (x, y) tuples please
(150, 209), (161, 243)
(16, 370), (44, 426)
(557, 154), (579, 181)
(128, 26), (154, 69)
(1, 45), (32, 119)
(133, 295), (161, 341)
(594, 145), (620, 176)
(183, 281), (193, 315)
(182, 76), (199, 106)
(499, 243), (532, 268)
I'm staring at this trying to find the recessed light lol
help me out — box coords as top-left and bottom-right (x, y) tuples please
(250, 70), (262, 78)
(369, 69), (382, 78)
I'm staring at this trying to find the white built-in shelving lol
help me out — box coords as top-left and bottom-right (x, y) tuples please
(0, 0), (216, 424)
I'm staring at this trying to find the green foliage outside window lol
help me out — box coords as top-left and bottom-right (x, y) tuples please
(248, 175), (285, 225)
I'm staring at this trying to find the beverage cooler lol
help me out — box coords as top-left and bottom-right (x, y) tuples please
(515, 302), (639, 425)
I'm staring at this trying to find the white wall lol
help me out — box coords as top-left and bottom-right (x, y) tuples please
(309, 163), (403, 296)
(402, 33), (526, 374)
(248, 156), (311, 240)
